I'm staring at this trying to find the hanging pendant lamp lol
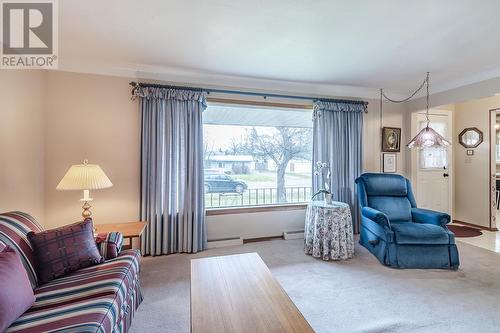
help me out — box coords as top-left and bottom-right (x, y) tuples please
(406, 73), (450, 148)
(381, 72), (451, 149)
(406, 126), (450, 148)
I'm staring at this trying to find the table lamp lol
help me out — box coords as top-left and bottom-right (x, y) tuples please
(56, 159), (113, 219)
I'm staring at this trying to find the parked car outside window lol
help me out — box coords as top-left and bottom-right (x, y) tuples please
(204, 172), (248, 193)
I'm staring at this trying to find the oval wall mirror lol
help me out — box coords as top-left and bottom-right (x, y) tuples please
(458, 127), (483, 148)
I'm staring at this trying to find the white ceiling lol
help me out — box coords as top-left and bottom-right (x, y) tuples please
(59, 0), (500, 97)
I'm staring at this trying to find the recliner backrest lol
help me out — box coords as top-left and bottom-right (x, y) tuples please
(356, 173), (416, 223)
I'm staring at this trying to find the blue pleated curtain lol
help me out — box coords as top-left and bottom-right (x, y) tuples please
(312, 101), (365, 233)
(135, 86), (207, 256)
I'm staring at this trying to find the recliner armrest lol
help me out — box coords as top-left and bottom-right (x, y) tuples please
(362, 207), (391, 228)
(411, 208), (450, 227)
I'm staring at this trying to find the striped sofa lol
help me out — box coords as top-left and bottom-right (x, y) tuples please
(0, 212), (143, 333)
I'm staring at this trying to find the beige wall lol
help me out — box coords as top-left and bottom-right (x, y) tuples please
(1, 70), (408, 239)
(452, 96), (500, 228)
(43, 71), (140, 228)
(207, 209), (306, 240)
(407, 95), (499, 228)
(0, 71), (46, 222)
(8, 68), (500, 236)
(406, 77), (500, 229)
(364, 99), (408, 176)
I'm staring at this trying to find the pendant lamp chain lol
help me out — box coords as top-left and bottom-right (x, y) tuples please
(380, 72), (451, 149)
(425, 72), (430, 127)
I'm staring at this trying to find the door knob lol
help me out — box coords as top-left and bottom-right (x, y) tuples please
(443, 173), (449, 177)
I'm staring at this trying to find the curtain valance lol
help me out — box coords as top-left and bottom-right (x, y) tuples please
(133, 86), (207, 106)
(314, 100), (367, 114)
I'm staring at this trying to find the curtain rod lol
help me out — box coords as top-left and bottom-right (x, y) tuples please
(129, 81), (369, 108)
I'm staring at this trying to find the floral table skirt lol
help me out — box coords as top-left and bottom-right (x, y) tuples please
(304, 201), (354, 260)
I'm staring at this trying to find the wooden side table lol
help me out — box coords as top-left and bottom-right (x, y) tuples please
(94, 221), (147, 250)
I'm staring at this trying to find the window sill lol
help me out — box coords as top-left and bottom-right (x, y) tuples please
(206, 203), (308, 216)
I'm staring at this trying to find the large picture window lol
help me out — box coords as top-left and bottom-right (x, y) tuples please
(203, 102), (313, 209)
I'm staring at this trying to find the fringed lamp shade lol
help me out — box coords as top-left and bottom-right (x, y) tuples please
(56, 162), (113, 191)
(406, 126), (451, 149)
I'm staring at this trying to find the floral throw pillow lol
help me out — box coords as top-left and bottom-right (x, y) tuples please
(27, 219), (104, 284)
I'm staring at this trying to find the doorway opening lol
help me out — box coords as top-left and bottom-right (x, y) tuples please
(489, 109), (500, 230)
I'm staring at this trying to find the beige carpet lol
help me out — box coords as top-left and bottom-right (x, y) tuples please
(130, 238), (500, 333)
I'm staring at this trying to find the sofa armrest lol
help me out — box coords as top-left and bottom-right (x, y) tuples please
(95, 232), (124, 260)
(411, 208), (450, 227)
(362, 207), (391, 228)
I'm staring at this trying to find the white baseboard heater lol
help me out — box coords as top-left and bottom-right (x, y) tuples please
(283, 230), (304, 240)
(207, 236), (243, 249)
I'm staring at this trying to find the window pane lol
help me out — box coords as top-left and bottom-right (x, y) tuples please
(418, 120), (448, 169)
(203, 103), (313, 208)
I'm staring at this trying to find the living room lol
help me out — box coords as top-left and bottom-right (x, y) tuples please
(1, 1), (500, 332)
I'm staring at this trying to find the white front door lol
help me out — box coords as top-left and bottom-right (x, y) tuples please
(411, 110), (453, 214)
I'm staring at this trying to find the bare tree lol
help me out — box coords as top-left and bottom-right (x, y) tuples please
(227, 137), (246, 155)
(203, 139), (215, 163)
(247, 127), (311, 202)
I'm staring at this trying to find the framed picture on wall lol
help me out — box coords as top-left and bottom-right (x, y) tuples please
(381, 127), (401, 152)
(382, 153), (397, 173)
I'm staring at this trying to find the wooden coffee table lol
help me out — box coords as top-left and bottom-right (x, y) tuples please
(190, 252), (314, 333)
(94, 221), (147, 250)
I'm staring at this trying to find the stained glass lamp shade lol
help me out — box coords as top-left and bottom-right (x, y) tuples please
(407, 125), (451, 149)
(404, 72), (451, 149)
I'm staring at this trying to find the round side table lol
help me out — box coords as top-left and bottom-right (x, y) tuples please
(304, 200), (354, 261)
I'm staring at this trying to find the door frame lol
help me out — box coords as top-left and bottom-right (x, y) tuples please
(410, 109), (453, 216)
(488, 108), (500, 230)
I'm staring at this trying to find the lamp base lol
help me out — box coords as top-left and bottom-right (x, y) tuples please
(82, 201), (92, 219)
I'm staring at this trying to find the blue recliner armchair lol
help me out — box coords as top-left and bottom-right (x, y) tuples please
(355, 173), (459, 269)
